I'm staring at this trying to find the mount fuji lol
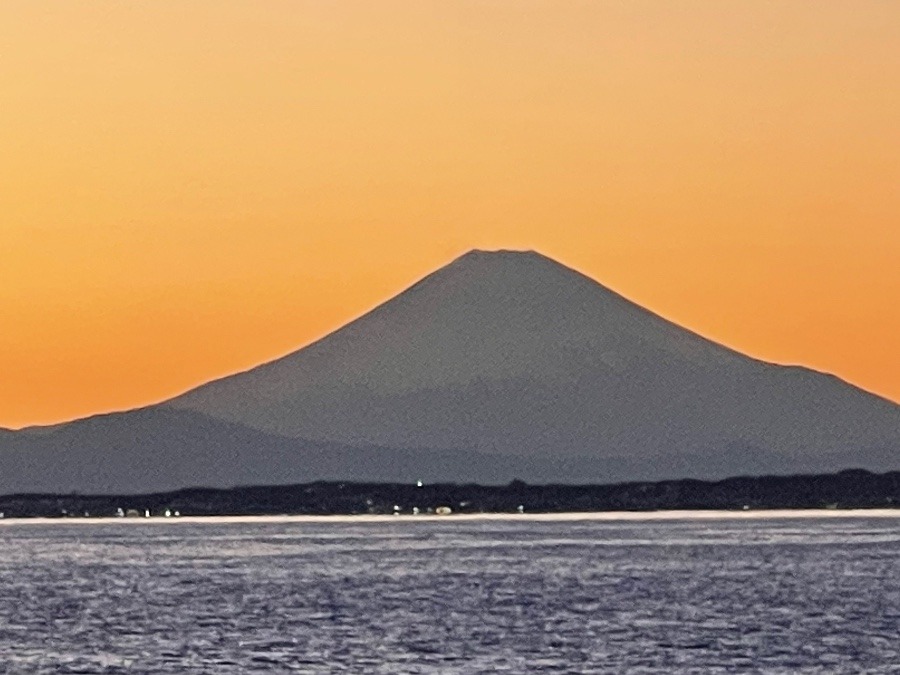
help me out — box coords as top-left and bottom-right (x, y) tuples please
(1, 250), (897, 493)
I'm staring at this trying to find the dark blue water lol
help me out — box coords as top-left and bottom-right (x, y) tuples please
(0, 514), (897, 673)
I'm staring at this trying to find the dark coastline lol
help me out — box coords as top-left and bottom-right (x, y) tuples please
(0, 468), (897, 518)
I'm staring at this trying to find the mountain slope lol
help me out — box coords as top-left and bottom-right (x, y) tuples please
(3, 408), (642, 493)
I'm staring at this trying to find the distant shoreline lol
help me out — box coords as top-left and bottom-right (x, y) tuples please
(1, 508), (899, 526)
(1, 469), (897, 519)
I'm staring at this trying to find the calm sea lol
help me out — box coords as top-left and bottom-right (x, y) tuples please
(0, 513), (898, 673)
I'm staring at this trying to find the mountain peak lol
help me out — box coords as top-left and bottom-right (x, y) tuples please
(461, 247), (542, 258)
(439, 248), (590, 290)
(454, 248), (553, 267)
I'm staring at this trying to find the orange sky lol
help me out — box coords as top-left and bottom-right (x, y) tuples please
(2, 1), (898, 428)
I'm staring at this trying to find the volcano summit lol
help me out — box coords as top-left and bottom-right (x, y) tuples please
(2, 250), (897, 493)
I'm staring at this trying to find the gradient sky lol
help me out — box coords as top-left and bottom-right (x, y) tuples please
(2, 1), (898, 428)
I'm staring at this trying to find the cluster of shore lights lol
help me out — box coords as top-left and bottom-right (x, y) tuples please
(393, 481), (524, 515)
(114, 508), (181, 518)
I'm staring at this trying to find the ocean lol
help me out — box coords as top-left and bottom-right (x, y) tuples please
(1, 512), (897, 673)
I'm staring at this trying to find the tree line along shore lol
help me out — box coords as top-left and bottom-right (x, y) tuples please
(0, 469), (896, 519)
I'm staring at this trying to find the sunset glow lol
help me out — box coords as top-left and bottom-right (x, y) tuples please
(2, 1), (898, 428)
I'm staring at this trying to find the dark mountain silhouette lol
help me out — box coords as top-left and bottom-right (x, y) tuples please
(1, 249), (897, 493)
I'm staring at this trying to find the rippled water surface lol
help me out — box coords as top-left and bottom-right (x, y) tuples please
(1, 514), (898, 673)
